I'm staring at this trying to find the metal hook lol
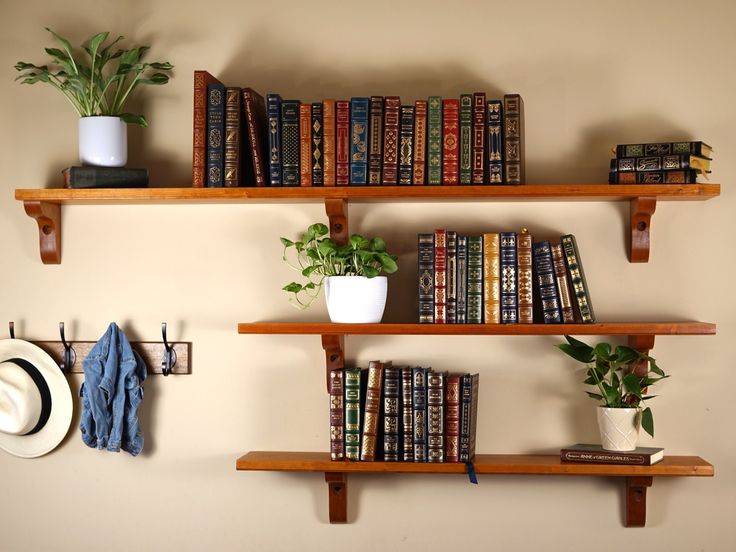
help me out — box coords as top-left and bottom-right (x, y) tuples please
(59, 322), (76, 373)
(161, 322), (177, 376)
(9, 321), (14, 339)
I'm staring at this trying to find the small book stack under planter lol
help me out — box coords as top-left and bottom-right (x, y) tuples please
(608, 140), (713, 184)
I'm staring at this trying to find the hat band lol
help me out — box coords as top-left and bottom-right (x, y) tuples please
(8, 357), (52, 435)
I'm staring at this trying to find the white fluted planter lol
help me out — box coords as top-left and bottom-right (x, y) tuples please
(324, 276), (387, 323)
(79, 116), (127, 167)
(597, 407), (641, 451)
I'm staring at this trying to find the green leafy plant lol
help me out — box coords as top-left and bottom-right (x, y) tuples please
(280, 222), (398, 309)
(557, 335), (668, 437)
(14, 28), (173, 126)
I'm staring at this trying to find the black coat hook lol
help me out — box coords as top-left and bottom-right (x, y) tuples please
(59, 322), (76, 373)
(161, 322), (177, 376)
(9, 321), (14, 339)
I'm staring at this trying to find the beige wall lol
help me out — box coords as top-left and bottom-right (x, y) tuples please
(1, 0), (734, 549)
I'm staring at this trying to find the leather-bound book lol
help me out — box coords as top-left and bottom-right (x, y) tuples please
(533, 240), (562, 323)
(466, 236), (484, 324)
(401, 366), (414, 461)
(503, 93), (525, 185)
(551, 243), (576, 323)
(412, 366), (428, 462)
(350, 97), (370, 185)
(459, 373), (480, 462)
(445, 374), (461, 462)
(418, 233), (435, 323)
(311, 102), (323, 186)
(206, 82), (226, 187)
(517, 228), (534, 324)
(322, 99), (336, 186)
(427, 96), (443, 185)
(615, 141), (712, 159)
(561, 234), (595, 323)
(224, 87), (243, 187)
(398, 105), (415, 185)
(383, 364), (400, 461)
(281, 100), (301, 186)
(299, 103), (313, 186)
(62, 167), (148, 189)
(344, 367), (362, 460)
(381, 96), (401, 185)
(611, 154), (710, 174)
(500, 232), (518, 323)
(456, 236), (468, 324)
(483, 233), (501, 324)
(413, 100), (428, 185)
(242, 88), (268, 186)
(459, 94), (473, 185)
(609, 169), (698, 184)
(434, 229), (447, 324)
(446, 231), (458, 323)
(427, 370), (446, 463)
(487, 100), (503, 184)
(368, 96), (384, 185)
(266, 93), (283, 186)
(329, 369), (344, 461)
(360, 360), (384, 461)
(471, 92), (486, 184)
(193, 70), (222, 187)
(442, 99), (460, 185)
(336, 100), (351, 185)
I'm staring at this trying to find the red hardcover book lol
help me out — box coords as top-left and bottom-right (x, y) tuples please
(329, 369), (344, 461)
(336, 100), (350, 185)
(445, 374), (461, 462)
(323, 99), (336, 186)
(442, 99), (460, 185)
(434, 229), (447, 323)
(413, 100), (428, 185)
(192, 70), (222, 187)
(242, 88), (268, 186)
(299, 104), (313, 186)
(382, 96), (401, 185)
(471, 92), (486, 185)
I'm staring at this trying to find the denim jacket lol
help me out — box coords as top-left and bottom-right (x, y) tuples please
(80, 323), (147, 456)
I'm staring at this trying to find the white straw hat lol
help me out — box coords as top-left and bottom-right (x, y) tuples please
(0, 339), (73, 458)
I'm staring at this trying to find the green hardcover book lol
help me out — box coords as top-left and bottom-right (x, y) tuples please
(459, 94), (473, 185)
(344, 367), (362, 460)
(427, 96), (443, 185)
(561, 234), (595, 323)
(467, 236), (484, 323)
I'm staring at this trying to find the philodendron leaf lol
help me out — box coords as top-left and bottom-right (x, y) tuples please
(138, 72), (170, 85)
(558, 343), (594, 363)
(378, 253), (398, 273)
(622, 373), (642, 397)
(586, 392), (604, 401)
(350, 234), (369, 250)
(119, 113), (147, 126)
(649, 358), (665, 376)
(641, 407), (654, 438)
(85, 31), (110, 60)
(280, 237), (294, 247)
(302, 266), (318, 278)
(282, 283), (303, 293)
(363, 266), (379, 278)
(45, 28), (77, 67)
(613, 345), (640, 365)
(369, 237), (387, 252)
(593, 342), (611, 360)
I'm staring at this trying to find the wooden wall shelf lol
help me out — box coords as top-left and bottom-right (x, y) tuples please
(15, 183), (720, 264)
(236, 451), (714, 526)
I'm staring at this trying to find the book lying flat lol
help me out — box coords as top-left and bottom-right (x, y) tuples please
(560, 443), (664, 465)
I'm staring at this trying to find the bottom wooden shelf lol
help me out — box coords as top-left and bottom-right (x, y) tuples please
(236, 451), (713, 526)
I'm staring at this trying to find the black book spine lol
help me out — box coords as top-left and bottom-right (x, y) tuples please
(487, 99), (503, 184)
(446, 231), (458, 323)
(398, 105), (415, 185)
(418, 233), (435, 323)
(401, 366), (414, 461)
(65, 167), (148, 188)
(500, 232), (518, 323)
(427, 371), (445, 463)
(383, 366), (400, 461)
(456, 236), (468, 324)
(561, 234), (595, 323)
(459, 373), (472, 462)
(311, 102), (323, 186)
(206, 83), (226, 187)
(281, 100), (300, 186)
(533, 241), (562, 323)
(266, 94), (282, 186)
(412, 367), (428, 462)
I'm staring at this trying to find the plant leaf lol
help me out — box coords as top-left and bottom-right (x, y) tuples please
(641, 407), (654, 438)
(138, 72), (170, 85)
(282, 283), (302, 293)
(45, 28), (77, 67)
(593, 342), (611, 359)
(378, 253), (398, 273)
(622, 373), (642, 397)
(119, 113), (147, 126)
(585, 392), (604, 401)
(558, 342), (594, 363)
(613, 345), (640, 365)
(280, 237), (294, 247)
(85, 31), (109, 60)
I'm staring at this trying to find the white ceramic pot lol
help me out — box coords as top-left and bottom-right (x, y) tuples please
(597, 407), (640, 451)
(78, 116), (127, 167)
(324, 276), (388, 323)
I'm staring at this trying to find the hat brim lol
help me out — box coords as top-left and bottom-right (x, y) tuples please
(0, 339), (72, 458)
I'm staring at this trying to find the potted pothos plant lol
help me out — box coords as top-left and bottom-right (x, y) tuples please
(281, 223), (398, 323)
(557, 335), (668, 451)
(15, 28), (173, 167)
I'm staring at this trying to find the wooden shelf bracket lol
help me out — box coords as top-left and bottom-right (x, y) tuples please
(321, 334), (345, 392)
(626, 476), (653, 527)
(23, 200), (61, 264)
(324, 198), (348, 246)
(630, 196), (657, 263)
(325, 472), (348, 523)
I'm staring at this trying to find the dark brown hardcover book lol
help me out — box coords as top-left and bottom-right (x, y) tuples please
(401, 365), (414, 461)
(299, 103), (312, 186)
(442, 99), (460, 185)
(192, 70), (222, 187)
(382, 96), (401, 185)
(242, 88), (269, 186)
(323, 99), (336, 186)
(360, 360), (384, 461)
(551, 243), (576, 323)
(398, 105), (415, 185)
(471, 92), (486, 184)
(427, 371), (446, 463)
(503, 93), (525, 185)
(560, 444), (664, 465)
(413, 100), (428, 185)
(517, 228), (533, 323)
(329, 369), (344, 461)
(609, 169), (699, 184)
(445, 374), (461, 462)
(336, 100), (350, 185)
(368, 96), (384, 185)
(311, 102), (323, 186)
(224, 87), (242, 187)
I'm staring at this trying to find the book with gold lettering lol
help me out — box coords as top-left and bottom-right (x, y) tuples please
(401, 366), (414, 461)
(615, 141), (712, 159)
(500, 232), (517, 323)
(445, 374), (461, 462)
(224, 87), (243, 187)
(457, 235), (468, 324)
(427, 96), (443, 185)
(471, 92), (486, 184)
(418, 233), (435, 323)
(434, 229), (447, 324)
(459, 94), (473, 185)
(427, 371), (446, 463)
(399, 105), (415, 185)
(459, 373), (479, 462)
(446, 230), (458, 323)
(329, 369), (344, 461)
(193, 70), (222, 187)
(442, 99), (460, 185)
(281, 100), (301, 186)
(311, 102), (323, 186)
(551, 243), (576, 323)
(533, 240), (562, 323)
(368, 96), (384, 185)
(206, 82), (226, 187)
(360, 360), (384, 461)
(299, 103), (313, 186)
(483, 233), (500, 324)
(344, 367), (362, 460)
(487, 100), (503, 184)
(412, 366), (429, 462)
(413, 100), (428, 185)
(382, 96), (401, 185)
(467, 236), (484, 324)
(517, 228), (533, 324)
(323, 99), (336, 186)
(350, 98), (370, 185)
(561, 234), (595, 323)
(609, 169), (699, 184)
(610, 155), (710, 174)
(503, 94), (525, 185)
(383, 364), (400, 461)
(266, 93), (283, 186)
(336, 100), (350, 185)
(242, 88), (268, 186)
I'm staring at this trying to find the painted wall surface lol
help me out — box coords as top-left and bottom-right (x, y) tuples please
(1, 0), (733, 550)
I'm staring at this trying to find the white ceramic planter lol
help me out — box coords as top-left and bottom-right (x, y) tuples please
(597, 407), (640, 451)
(78, 116), (127, 167)
(324, 276), (388, 323)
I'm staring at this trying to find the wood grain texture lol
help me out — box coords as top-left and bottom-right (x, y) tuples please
(23, 200), (61, 264)
(630, 196), (657, 262)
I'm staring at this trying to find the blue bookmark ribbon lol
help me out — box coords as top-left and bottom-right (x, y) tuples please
(465, 462), (478, 484)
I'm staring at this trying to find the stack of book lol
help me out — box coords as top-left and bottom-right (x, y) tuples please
(192, 71), (525, 187)
(329, 361), (480, 463)
(62, 166), (149, 189)
(560, 443), (664, 465)
(608, 140), (712, 184)
(418, 229), (594, 324)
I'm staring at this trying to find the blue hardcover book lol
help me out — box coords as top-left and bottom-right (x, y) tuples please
(487, 100), (503, 184)
(311, 102), (323, 186)
(500, 232), (518, 323)
(412, 366), (429, 462)
(418, 233), (435, 323)
(456, 235), (468, 323)
(533, 240), (562, 323)
(266, 94), (282, 186)
(206, 83), (226, 187)
(281, 100), (301, 186)
(349, 97), (370, 185)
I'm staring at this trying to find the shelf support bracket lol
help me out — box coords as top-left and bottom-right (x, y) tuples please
(628, 335), (655, 377)
(321, 334), (345, 392)
(625, 476), (653, 527)
(325, 472), (348, 523)
(23, 201), (61, 264)
(325, 198), (348, 246)
(629, 196), (657, 263)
